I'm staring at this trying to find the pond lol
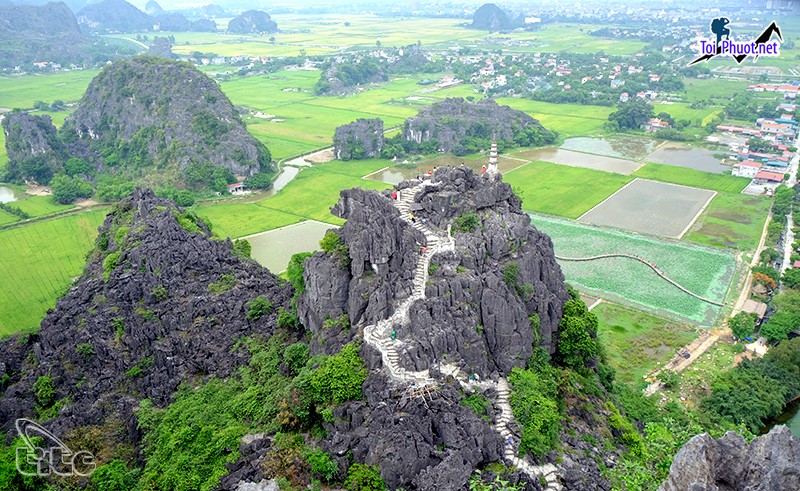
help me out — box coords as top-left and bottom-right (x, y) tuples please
(0, 186), (17, 204)
(644, 142), (728, 174)
(512, 147), (642, 175)
(763, 399), (800, 438)
(560, 135), (661, 160)
(244, 220), (335, 273)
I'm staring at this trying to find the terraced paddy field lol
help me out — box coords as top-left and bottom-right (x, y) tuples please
(0, 209), (107, 335)
(530, 214), (737, 324)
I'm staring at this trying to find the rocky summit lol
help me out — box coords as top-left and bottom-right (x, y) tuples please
(0, 188), (291, 440)
(333, 118), (385, 160)
(660, 425), (800, 491)
(294, 166), (572, 489)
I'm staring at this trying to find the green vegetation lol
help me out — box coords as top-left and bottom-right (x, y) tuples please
(684, 192), (771, 251)
(0, 209), (106, 335)
(504, 161), (632, 218)
(208, 273), (236, 294)
(246, 295), (273, 321)
(556, 299), (599, 370)
(729, 312), (757, 341)
(508, 365), (561, 458)
(454, 212), (480, 233)
(531, 214), (735, 323)
(704, 338), (800, 431)
(33, 374), (55, 408)
(606, 98), (653, 131)
(594, 303), (697, 388)
(461, 393), (491, 420)
(632, 163), (750, 194)
(344, 463), (386, 491)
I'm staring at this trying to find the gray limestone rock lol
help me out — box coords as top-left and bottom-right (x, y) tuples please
(659, 425), (800, 491)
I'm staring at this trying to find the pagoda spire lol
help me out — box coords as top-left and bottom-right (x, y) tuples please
(487, 137), (499, 174)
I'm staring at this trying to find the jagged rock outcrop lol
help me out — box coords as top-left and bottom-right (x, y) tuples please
(333, 118), (384, 160)
(298, 167), (570, 489)
(64, 56), (271, 177)
(471, 3), (512, 31)
(0, 1), (89, 67)
(659, 425), (800, 491)
(77, 0), (153, 32)
(1, 112), (67, 183)
(403, 98), (554, 153)
(227, 10), (277, 34)
(0, 188), (291, 441)
(315, 59), (388, 96)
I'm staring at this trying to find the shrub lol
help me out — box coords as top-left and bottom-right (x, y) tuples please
(33, 375), (55, 408)
(302, 448), (339, 482)
(150, 285), (168, 302)
(508, 367), (561, 458)
(454, 212), (480, 233)
(344, 463), (386, 491)
(209, 273), (236, 294)
(657, 370), (679, 389)
(284, 343), (310, 375)
(76, 343), (95, 360)
(503, 263), (520, 289)
(232, 239), (251, 259)
(320, 231), (349, 266)
(103, 253), (120, 282)
(461, 393), (490, 419)
(277, 307), (302, 330)
(729, 311), (757, 341)
(287, 252), (313, 293)
(89, 459), (141, 491)
(246, 295), (273, 321)
(306, 343), (366, 405)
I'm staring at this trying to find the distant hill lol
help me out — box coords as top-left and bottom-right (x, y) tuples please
(471, 3), (511, 30)
(0, 1), (89, 67)
(227, 9), (277, 34)
(153, 12), (191, 31)
(144, 0), (163, 15)
(191, 17), (216, 32)
(77, 0), (152, 32)
(4, 56), (272, 193)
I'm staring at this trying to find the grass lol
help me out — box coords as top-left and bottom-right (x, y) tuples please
(531, 214), (736, 324)
(495, 98), (613, 137)
(653, 103), (723, 127)
(673, 338), (741, 408)
(595, 302), (698, 389)
(504, 160), (632, 218)
(0, 70), (99, 109)
(685, 192), (771, 251)
(0, 209), (107, 335)
(632, 163), (751, 194)
(195, 159), (391, 239)
(682, 78), (752, 103)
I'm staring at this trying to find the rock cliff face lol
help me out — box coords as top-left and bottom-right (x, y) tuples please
(77, 0), (152, 32)
(65, 56), (271, 177)
(659, 425), (800, 491)
(227, 10), (277, 34)
(0, 1), (89, 67)
(1, 113), (67, 183)
(0, 188), (291, 440)
(333, 118), (384, 160)
(403, 98), (552, 153)
(298, 167), (571, 489)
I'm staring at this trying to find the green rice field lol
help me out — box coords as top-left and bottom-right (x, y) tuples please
(531, 214), (736, 324)
(504, 160), (632, 218)
(0, 209), (107, 335)
(0, 70), (99, 109)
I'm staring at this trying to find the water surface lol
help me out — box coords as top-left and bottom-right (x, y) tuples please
(0, 186), (16, 204)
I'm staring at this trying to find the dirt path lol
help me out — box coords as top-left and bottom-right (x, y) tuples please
(642, 328), (726, 396)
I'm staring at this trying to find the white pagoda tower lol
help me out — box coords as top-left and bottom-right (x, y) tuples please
(487, 138), (499, 174)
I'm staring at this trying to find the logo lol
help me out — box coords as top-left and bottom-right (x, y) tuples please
(15, 419), (96, 477)
(689, 18), (782, 65)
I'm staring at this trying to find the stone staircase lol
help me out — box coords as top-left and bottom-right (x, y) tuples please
(361, 180), (561, 490)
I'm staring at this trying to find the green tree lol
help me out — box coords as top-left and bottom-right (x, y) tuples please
(244, 172), (272, 190)
(782, 268), (800, 289)
(608, 98), (654, 130)
(729, 312), (757, 341)
(760, 311), (800, 341)
(556, 299), (599, 369)
(64, 157), (93, 177)
(287, 252), (313, 293)
(508, 366), (561, 458)
(232, 239), (251, 259)
(50, 174), (93, 204)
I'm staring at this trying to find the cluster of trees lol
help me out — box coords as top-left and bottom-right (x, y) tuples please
(606, 98), (654, 131)
(703, 338), (800, 431)
(724, 94), (781, 121)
